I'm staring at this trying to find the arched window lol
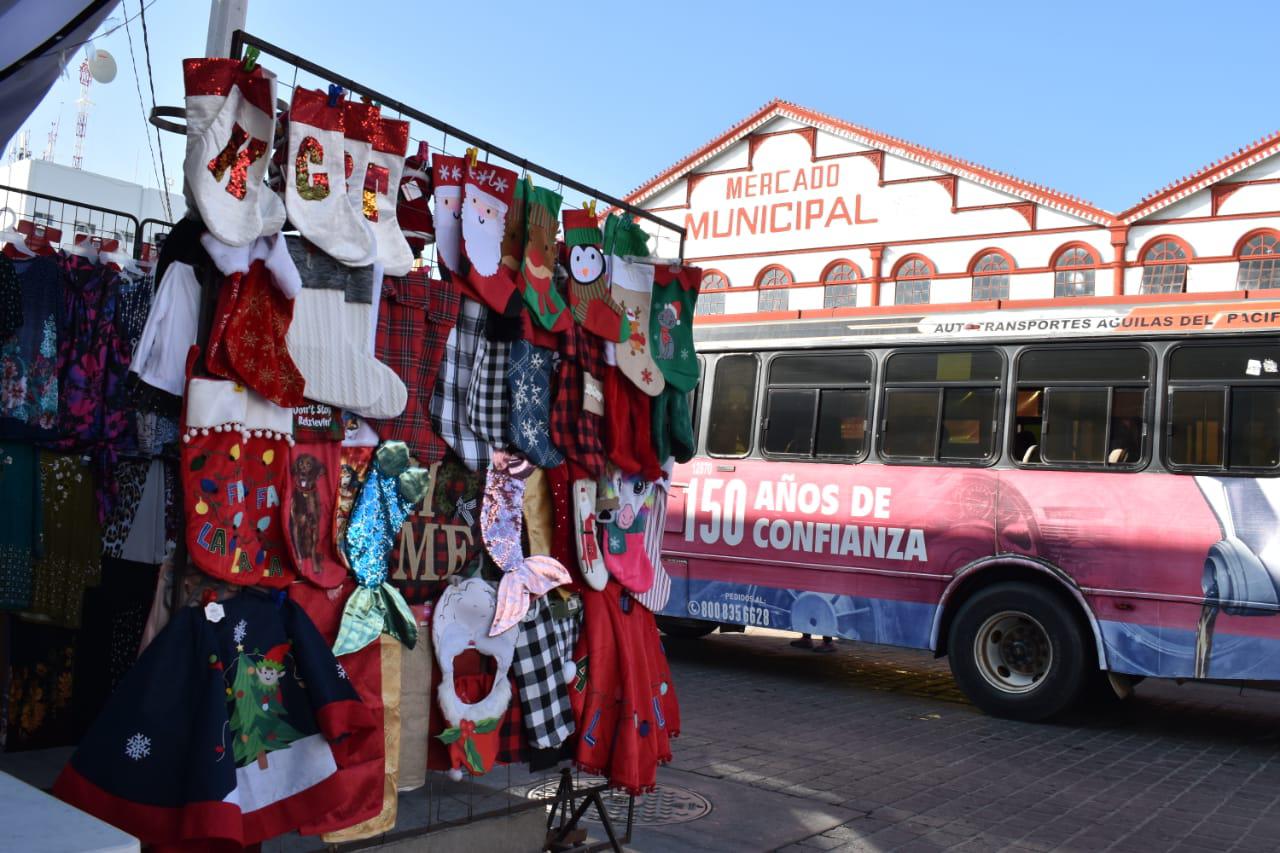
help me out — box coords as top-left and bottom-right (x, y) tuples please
(756, 265), (793, 312)
(1236, 231), (1280, 290)
(697, 270), (729, 316)
(1139, 237), (1190, 294)
(821, 260), (860, 308)
(1052, 244), (1098, 298)
(892, 256), (933, 306)
(970, 251), (1012, 301)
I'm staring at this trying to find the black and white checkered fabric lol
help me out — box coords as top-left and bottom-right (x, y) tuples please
(512, 596), (581, 750)
(431, 296), (490, 471)
(466, 336), (511, 447)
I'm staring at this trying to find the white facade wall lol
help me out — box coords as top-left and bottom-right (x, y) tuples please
(637, 116), (1280, 317)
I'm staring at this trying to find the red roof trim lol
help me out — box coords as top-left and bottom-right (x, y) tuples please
(625, 99), (1116, 226)
(1119, 129), (1280, 223)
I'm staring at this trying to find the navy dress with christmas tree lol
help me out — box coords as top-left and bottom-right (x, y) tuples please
(54, 591), (375, 849)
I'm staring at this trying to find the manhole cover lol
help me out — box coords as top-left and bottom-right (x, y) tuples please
(523, 775), (712, 826)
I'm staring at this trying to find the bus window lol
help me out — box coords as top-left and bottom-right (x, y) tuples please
(761, 352), (873, 460)
(880, 349), (1002, 464)
(706, 355), (758, 456)
(1015, 346), (1150, 468)
(1167, 343), (1280, 471)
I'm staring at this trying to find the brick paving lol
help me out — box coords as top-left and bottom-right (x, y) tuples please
(663, 628), (1280, 853)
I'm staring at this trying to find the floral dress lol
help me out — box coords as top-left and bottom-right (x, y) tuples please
(0, 255), (61, 440)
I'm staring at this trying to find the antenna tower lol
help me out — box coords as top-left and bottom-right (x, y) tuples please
(73, 59), (93, 170)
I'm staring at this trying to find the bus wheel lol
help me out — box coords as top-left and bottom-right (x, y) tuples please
(947, 582), (1088, 721)
(656, 617), (717, 639)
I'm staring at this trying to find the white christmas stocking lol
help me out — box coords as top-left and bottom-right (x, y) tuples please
(285, 87), (376, 266)
(573, 478), (608, 590)
(182, 58), (279, 246)
(342, 100), (381, 221)
(606, 257), (665, 396)
(432, 154), (465, 284)
(364, 117), (414, 276)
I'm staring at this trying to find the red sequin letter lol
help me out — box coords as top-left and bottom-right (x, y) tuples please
(295, 136), (330, 201)
(207, 123), (268, 200)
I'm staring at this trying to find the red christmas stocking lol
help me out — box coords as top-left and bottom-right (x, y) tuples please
(459, 160), (522, 314)
(284, 440), (347, 588)
(603, 365), (662, 480)
(398, 141), (435, 255)
(285, 87), (375, 265)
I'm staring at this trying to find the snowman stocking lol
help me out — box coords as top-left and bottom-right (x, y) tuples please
(284, 235), (408, 418)
(364, 117), (415, 276)
(562, 208), (629, 342)
(182, 58), (283, 245)
(520, 186), (570, 332)
(459, 161), (522, 315)
(604, 216), (665, 396)
(649, 265), (702, 391)
(598, 465), (655, 594)
(285, 87), (376, 265)
(572, 478), (608, 590)
(432, 154), (466, 285)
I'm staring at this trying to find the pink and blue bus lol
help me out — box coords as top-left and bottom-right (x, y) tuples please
(658, 298), (1280, 719)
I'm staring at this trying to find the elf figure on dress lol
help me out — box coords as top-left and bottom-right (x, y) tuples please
(229, 638), (303, 769)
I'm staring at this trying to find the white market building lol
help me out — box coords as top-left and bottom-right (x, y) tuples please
(626, 100), (1280, 319)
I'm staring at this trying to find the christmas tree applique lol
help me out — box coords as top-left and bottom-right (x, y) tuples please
(227, 624), (302, 770)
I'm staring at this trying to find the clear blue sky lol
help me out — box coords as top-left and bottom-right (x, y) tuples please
(10, 0), (1278, 214)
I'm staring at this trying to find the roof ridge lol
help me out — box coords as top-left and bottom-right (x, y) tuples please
(1120, 127), (1280, 221)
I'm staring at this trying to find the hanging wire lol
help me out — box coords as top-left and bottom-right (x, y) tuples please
(136, 0), (173, 219)
(121, 4), (164, 199)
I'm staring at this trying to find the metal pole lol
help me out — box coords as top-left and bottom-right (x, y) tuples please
(205, 0), (248, 58)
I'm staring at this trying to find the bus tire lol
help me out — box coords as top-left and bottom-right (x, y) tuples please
(947, 582), (1088, 721)
(656, 617), (717, 639)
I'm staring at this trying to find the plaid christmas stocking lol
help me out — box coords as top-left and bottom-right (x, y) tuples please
(512, 596), (581, 750)
(520, 186), (570, 332)
(562, 208), (628, 342)
(431, 297), (490, 471)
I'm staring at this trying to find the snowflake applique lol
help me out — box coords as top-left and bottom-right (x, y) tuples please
(520, 419), (539, 444)
(125, 732), (151, 761)
(438, 163), (449, 181)
(336, 662), (348, 680)
(609, 532), (623, 551)
(529, 351), (545, 370)
(492, 176), (509, 194)
(232, 619), (248, 646)
(641, 368), (654, 384)
(679, 348), (690, 359)
(451, 165), (462, 181)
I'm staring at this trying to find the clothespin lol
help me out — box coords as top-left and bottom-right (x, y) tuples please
(582, 199), (597, 219)
(327, 84), (344, 108)
(465, 146), (479, 169)
(241, 46), (259, 72)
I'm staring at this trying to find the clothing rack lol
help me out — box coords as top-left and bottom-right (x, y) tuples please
(223, 29), (687, 260)
(0, 182), (172, 262)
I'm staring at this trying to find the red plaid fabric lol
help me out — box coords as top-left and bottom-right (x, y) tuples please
(551, 324), (607, 478)
(370, 270), (461, 463)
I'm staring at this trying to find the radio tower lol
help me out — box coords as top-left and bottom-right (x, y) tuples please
(42, 109), (60, 161)
(72, 59), (93, 170)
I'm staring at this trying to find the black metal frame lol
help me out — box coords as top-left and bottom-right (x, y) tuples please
(0, 182), (173, 261)
(225, 29), (686, 259)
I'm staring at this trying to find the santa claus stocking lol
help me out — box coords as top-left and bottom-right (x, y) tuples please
(562, 208), (628, 342)
(650, 265), (702, 391)
(604, 216), (665, 396)
(284, 235), (407, 418)
(182, 58), (283, 246)
(520, 186), (570, 332)
(364, 117), (415, 276)
(432, 154), (465, 285)
(598, 465), (655, 594)
(459, 160), (522, 315)
(285, 87), (375, 266)
(398, 142), (434, 256)
(572, 478), (608, 591)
